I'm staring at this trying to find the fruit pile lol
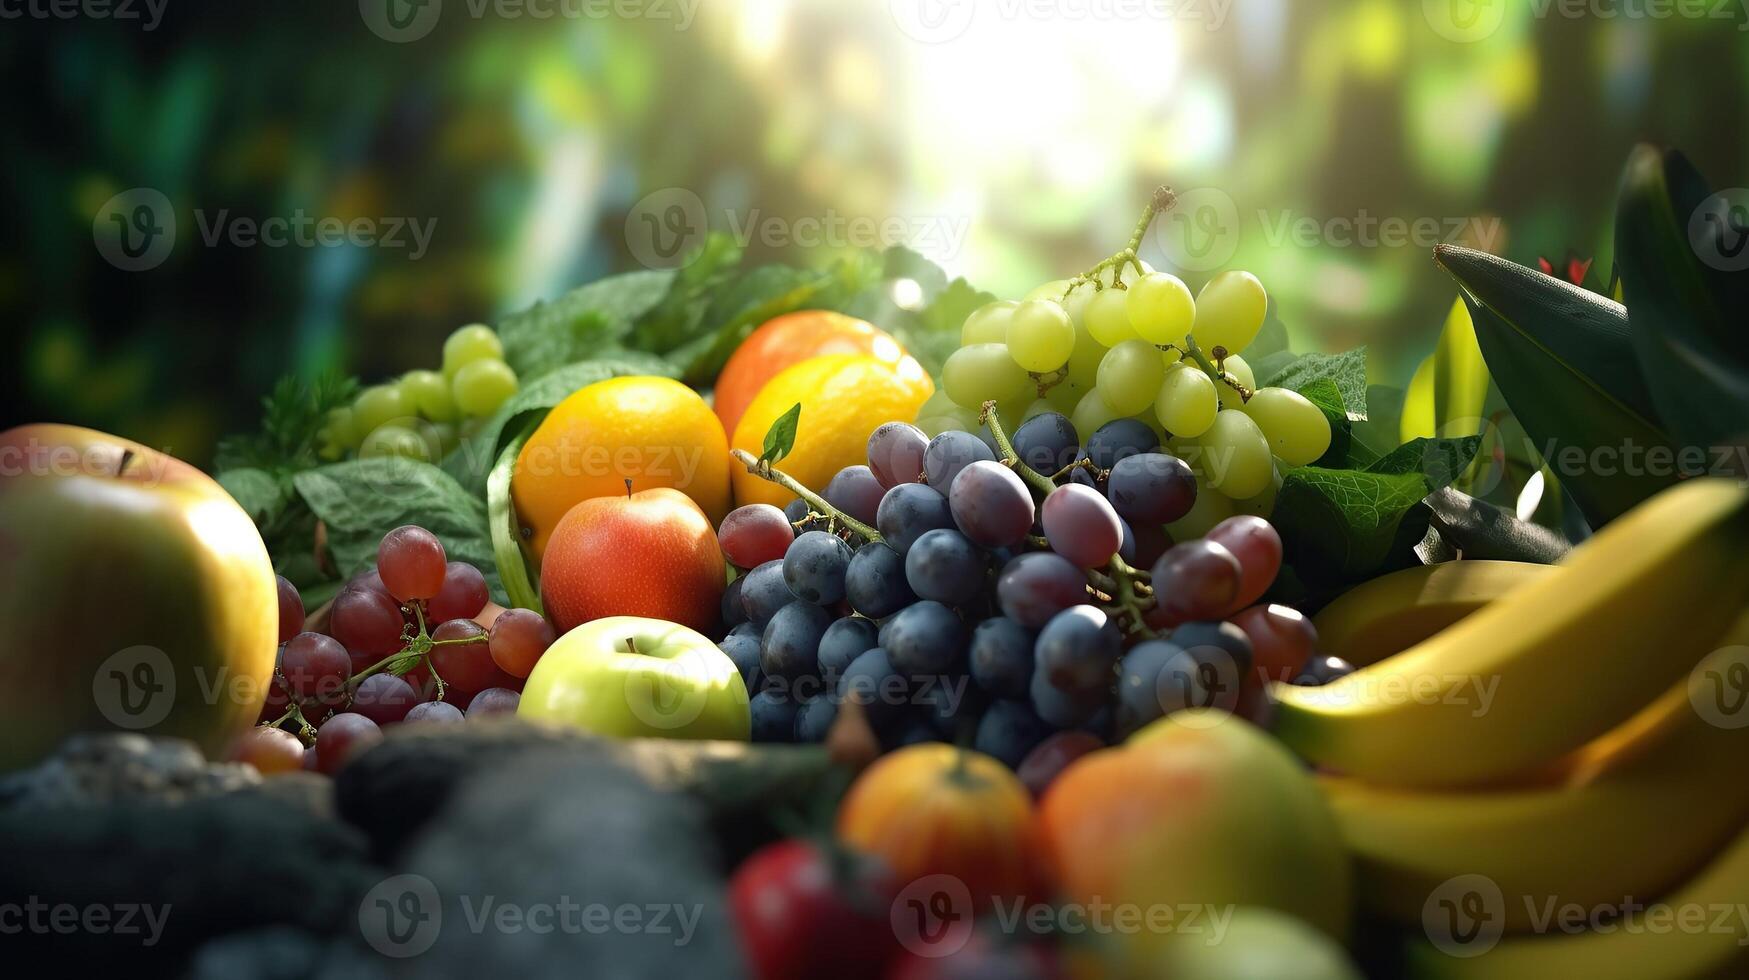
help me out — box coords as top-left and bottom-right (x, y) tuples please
(319, 324), (520, 462)
(238, 523), (556, 774)
(711, 404), (1351, 764)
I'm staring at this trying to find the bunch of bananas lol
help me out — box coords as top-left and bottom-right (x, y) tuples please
(1271, 478), (1749, 979)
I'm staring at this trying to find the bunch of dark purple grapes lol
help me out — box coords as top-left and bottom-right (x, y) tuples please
(714, 409), (1354, 775)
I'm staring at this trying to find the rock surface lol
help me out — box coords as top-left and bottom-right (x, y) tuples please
(0, 733), (259, 809)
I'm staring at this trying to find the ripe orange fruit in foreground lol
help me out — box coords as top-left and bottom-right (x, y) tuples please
(513, 376), (730, 564)
(713, 310), (915, 437)
(730, 354), (934, 509)
(539, 487), (726, 636)
(837, 743), (1045, 909)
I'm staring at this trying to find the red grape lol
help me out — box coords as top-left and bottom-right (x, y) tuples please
(1149, 540), (1243, 626)
(315, 713), (382, 774)
(488, 608), (556, 678)
(1040, 484), (1123, 568)
(430, 618), (510, 696)
(1205, 515), (1283, 609)
(1231, 603), (1318, 688)
(718, 504), (795, 569)
(995, 552), (1089, 628)
(404, 700), (466, 725)
(331, 587), (406, 656)
(280, 631), (352, 705)
(427, 561), (490, 621)
(866, 421), (929, 488)
(227, 726), (306, 775)
(351, 673), (418, 725)
(378, 525), (447, 601)
(275, 575), (304, 643)
(467, 687), (521, 717)
(1015, 731), (1103, 798)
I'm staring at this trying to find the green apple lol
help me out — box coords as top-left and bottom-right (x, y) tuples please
(518, 615), (751, 741)
(0, 424), (279, 769)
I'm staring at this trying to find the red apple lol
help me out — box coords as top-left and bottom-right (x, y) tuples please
(0, 424), (279, 769)
(539, 487), (726, 635)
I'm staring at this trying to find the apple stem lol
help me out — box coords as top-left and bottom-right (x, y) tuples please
(625, 637), (639, 655)
(729, 449), (880, 543)
(116, 448), (135, 478)
(624, 478), (633, 499)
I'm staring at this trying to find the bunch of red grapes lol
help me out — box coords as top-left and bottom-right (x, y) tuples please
(230, 525), (557, 776)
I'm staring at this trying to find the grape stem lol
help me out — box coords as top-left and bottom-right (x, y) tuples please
(1060, 186), (1178, 299)
(1167, 338), (1252, 402)
(1102, 554), (1159, 638)
(977, 401), (1057, 499)
(729, 449), (881, 542)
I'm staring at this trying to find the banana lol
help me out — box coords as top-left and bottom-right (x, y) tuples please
(1321, 682), (1749, 933)
(1312, 561), (1555, 667)
(1271, 477), (1749, 787)
(1404, 818), (1749, 980)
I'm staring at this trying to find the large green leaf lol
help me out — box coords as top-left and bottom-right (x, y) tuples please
(1401, 298), (1491, 442)
(1434, 244), (1674, 526)
(497, 270), (677, 379)
(1615, 145), (1749, 450)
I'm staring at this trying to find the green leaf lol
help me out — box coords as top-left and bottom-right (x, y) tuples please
(679, 263), (862, 386)
(1400, 298), (1492, 442)
(1297, 378), (1372, 469)
(497, 270), (676, 379)
(1435, 244), (1676, 526)
(292, 459), (504, 602)
(216, 466), (287, 526)
(1272, 434), (1481, 579)
(626, 234), (748, 355)
(1263, 348), (1369, 421)
(443, 354), (680, 497)
(1615, 145), (1749, 450)
(486, 422), (544, 614)
(761, 403), (802, 465)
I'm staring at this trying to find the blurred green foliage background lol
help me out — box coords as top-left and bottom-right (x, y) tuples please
(4, 0), (1746, 466)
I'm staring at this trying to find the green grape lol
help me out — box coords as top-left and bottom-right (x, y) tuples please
(1197, 409), (1274, 499)
(400, 369), (459, 423)
(1216, 352), (1255, 411)
(1243, 386), (1332, 466)
(917, 402), (983, 437)
(1025, 278), (1073, 302)
(1166, 481), (1235, 540)
(358, 424), (435, 462)
(1127, 272), (1196, 345)
(1060, 282), (1094, 326)
(961, 300), (1017, 346)
(429, 421), (460, 456)
(452, 359), (519, 418)
(1071, 387), (1126, 439)
(1043, 380), (1083, 416)
(442, 324), (504, 380)
(1096, 340), (1166, 416)
(1084, 287), (1137, 347)
(353, 384), (414, 437)
(1064, 314), (1108, 391)
(1021, 397), (1058, 422)
(1007, 299), (1076, 372)
(1232, 462), (1282, 519)
(1155, 362), (1219, 438)
(317, 407), (356, 460)
(1191, 271), (1267, 356)
(941, 343), (1033, 409)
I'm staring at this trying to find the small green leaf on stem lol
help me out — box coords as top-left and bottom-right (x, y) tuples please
(762, 403), (803, 465)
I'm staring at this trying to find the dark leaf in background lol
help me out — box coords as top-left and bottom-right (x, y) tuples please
(1434, 244), (1675, 527)
(1615, 145), (1749, 451)
(1423, 487), (1574, 564)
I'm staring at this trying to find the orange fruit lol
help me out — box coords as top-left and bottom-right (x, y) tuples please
(512, 376), (730, 563)
(713, 311), (915, 437)
(730, 354), (933, 510)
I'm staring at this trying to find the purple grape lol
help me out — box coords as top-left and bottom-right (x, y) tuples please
(1040, 484), (1124, 568)
(845, 543), (916, 618)
(783, 530), (853, 605)
(867, 421), (929, 489)
(1011, 413), (1080, 476)
(1084, 419), (1158, 469)
(875, 482), (955, 555)
(1107, 453), (1197, 525)
(996, 552), (1088, 628)
(1150, 540), (1243, 625)
(1034, 604), (1122, 694)
(466, 687), (520, 716)
(949, 459), (1036, 548)
(904, 528), (991, 606)
(923, 430), (995, 492)
(969, 617), (1034, 700)
(825, 465), (886, 526)
(404, 700), (466, 725)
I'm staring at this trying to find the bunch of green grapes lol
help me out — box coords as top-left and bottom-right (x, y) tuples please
(319, 324), (520, 462)
(924, 266), (1332, 536)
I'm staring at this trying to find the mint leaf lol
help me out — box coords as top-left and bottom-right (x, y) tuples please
(762, 403), (802, 465)
(1273, 434), (1481, 579)
(293, 458), (504, 602)
(498, 270), (676, 378)
(1264, 348), (1369, 421)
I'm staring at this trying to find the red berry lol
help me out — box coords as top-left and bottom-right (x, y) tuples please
(378, 525), (447, 601)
